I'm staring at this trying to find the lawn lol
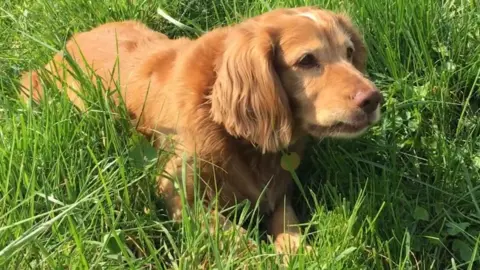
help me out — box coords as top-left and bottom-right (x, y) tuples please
(0, 0), (479, 269)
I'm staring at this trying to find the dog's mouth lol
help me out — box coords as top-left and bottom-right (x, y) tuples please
(306, 109), (380, 138)
(331, 120), (370, 132)
(307, 120), (369, 136)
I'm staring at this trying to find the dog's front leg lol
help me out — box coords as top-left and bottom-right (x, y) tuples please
(268, 198), (310, 255)
(157, 153), (257, 250)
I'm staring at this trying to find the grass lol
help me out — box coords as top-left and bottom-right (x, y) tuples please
(0, 0), (479, 268)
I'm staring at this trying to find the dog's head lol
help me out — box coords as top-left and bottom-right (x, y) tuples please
(211, 7), (382, 153)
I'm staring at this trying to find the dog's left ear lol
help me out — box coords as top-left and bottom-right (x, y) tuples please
(335, 14), (368, 73)
(210, 26), (293, 153)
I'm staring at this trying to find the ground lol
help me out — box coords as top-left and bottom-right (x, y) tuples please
(0, 0), (479, 269)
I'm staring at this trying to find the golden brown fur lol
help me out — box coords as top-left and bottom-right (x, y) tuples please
(19, 7), (382, 254)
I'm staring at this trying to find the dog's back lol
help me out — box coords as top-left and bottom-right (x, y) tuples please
(19, 21), (190, 110)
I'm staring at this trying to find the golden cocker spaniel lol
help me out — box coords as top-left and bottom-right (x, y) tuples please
(20, 7), (382, 254)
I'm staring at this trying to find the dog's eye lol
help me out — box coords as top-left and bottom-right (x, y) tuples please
(346, 47), (354, 61)
(296, 53), (319, 68)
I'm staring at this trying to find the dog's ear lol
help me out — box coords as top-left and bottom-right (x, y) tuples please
(210, 26), (293, 153)
(335, 14), (368, 73)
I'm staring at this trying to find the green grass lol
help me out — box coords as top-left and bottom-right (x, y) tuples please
(1, 0), (479, 269)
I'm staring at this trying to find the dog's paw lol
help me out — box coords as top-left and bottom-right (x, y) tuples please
(274, 233), (312, 265)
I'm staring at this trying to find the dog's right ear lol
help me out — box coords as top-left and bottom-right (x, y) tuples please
(334, 14), (368, 73)
(210, 26), (293, 153)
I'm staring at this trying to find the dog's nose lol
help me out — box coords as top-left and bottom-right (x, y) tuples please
(353, 89), (383, 114)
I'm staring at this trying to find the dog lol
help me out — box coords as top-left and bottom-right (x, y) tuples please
(19, 6), (382, 254)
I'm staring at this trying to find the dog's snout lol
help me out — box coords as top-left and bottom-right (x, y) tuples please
(353, 89), (382, 114)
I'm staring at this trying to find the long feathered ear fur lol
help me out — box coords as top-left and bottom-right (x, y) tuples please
(210, 26), (293, 153)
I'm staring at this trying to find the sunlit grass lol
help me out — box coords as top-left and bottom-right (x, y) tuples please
(0, 0), (479, 268)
